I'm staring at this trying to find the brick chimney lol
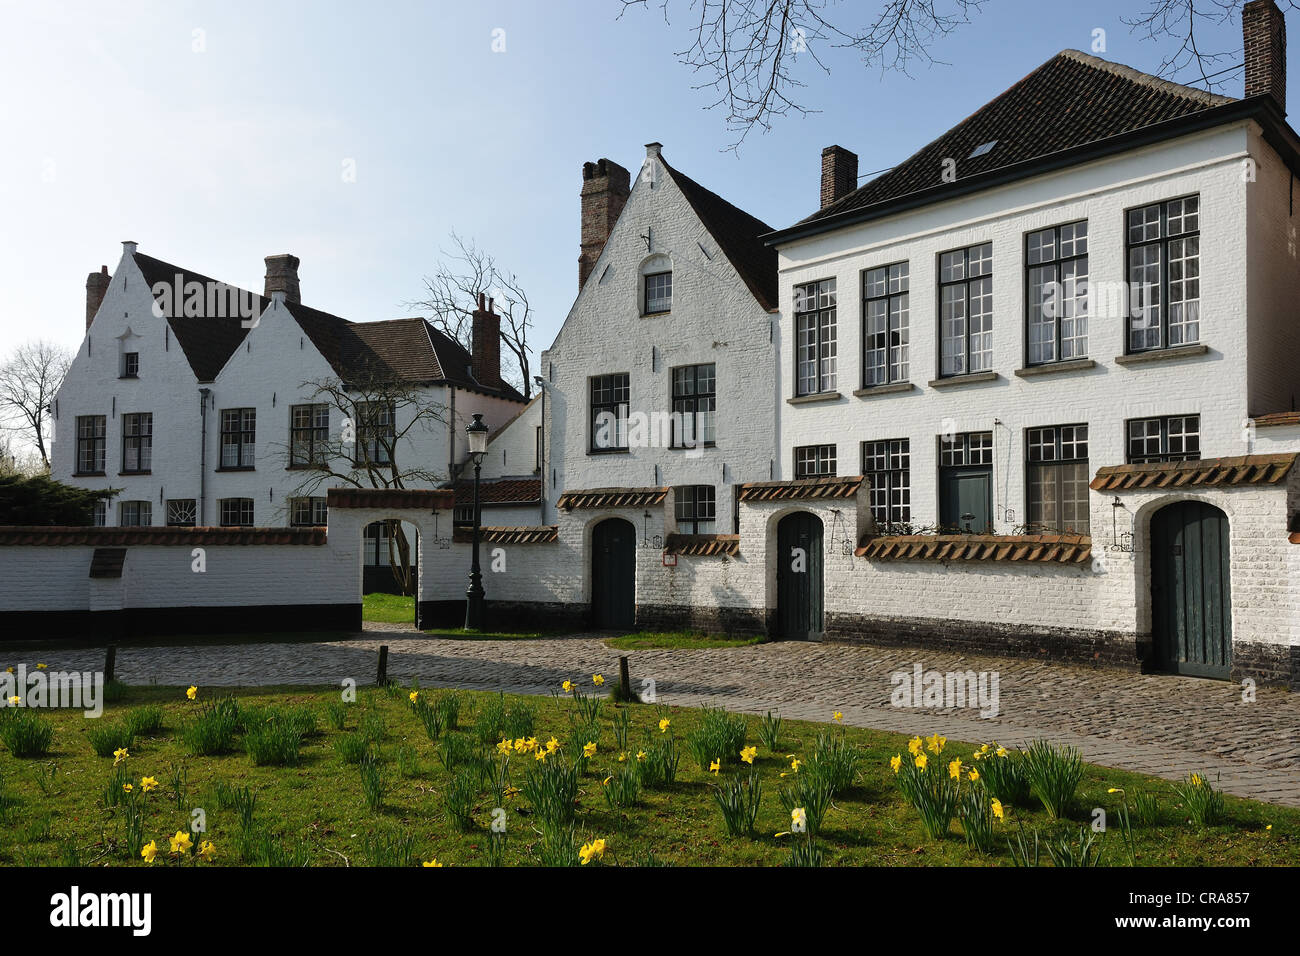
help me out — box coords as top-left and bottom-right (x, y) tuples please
(471, 292), (502, 389)
(821, 145), (858, 208)
(1244, 0), (1287, 113)
(263, 254), (301, 304)
(578, 157), (631, 291)
(85, 265), (110, 330)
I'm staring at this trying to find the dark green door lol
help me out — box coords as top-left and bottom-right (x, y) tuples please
(776, 512), (823, 640)
(1151, 501), (1231, 679)
(940, 468), (992, 532)
(591, 518), (635, 629)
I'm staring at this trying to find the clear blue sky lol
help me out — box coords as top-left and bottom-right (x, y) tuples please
(0, 0), (1277, 368)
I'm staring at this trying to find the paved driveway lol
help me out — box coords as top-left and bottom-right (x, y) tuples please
(24, 625), (1300, 806)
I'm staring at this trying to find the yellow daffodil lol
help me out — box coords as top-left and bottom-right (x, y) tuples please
(1107, 787), (1124, 794)
(141, 840), (158, 864)
(408, 691), (419, 703)
(422, 859), (444, 867)
(169, 830), (193, 854)
(198, 840), (216, 859)
(907, 736), (923, 756)
(926, 733), (946, 755)
(636, 750), (647, 761)
(141, 776), (158, 793)
(709, 759), (721, 774)
(583, 741), (597, 758)
(497, 738), (512, 756)
(113, 747), (129, 765)
(602, 775), (613, 786)
(122, 783), (133, 793)
(7, 696), (18, 706)
(740, 746), (757, 765)
(4, 667), (12, 674)
(578, 838), (606, 865)
(1190, 773), (1204, 787)
(658, 718), (670, 733)
(832, 711), (843, 722)
(618, 752), (627, 762)
(915, 753), (928, 770)
(593, 674), (605, 686)
(995, 746), (1008, 758)
(545, 737), (559, 753)
(534, 748), (548, 762)
(186, 686), (198, 701)
(991, 799), (1004, 821)
(36, 663), (47, 670)
(503, 785), (520, 799)
(791, 807), (807, 829)
(967, 768), (979, 782)
(889, 754), (902, 774)
(562, 680), (574, 693)
(948, 758), (963, 779)
(789, 757), (801, 773)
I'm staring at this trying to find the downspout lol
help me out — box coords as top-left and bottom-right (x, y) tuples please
(536, 378), (546, 525)
(447, 386), (456, 483)
(198, 387), (211, 525)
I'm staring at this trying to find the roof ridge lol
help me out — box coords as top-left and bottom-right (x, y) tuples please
(1055, 48), (1236, 108)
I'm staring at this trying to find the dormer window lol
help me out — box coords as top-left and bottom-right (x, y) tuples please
(121, 352), (139, 378)
(644, 271), (672, 315)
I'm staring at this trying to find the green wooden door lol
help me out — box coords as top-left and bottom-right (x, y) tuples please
(776, 512), (823, 640)
(591, 518), (635, 629)
(1151, 501), (1231, 679)
(940, 468), (992, 532)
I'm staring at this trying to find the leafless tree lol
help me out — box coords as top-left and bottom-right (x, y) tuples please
(410, 232), (534, 399)
(0, 340), (73, 469)
(1123, 1), (1297, 89)
(281, 367), (448, 595)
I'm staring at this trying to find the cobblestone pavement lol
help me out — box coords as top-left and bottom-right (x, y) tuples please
(26, 625), (1300, 807)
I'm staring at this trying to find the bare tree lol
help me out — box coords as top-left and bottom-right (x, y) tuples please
(409, 231), (534, 399)
(281, 367), (448, 596)
(0, 340), (73, 469)
(620, 0), (1278, 149)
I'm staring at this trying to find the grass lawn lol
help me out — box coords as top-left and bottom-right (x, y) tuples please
(605, 631), (765, 650)
(0, 682), (1293, 867)
(363, 593), (414, 624)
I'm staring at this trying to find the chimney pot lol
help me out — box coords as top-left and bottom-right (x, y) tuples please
(85, 265), (112, 331)
(472, 296), (503, 391)
(1244, 0), (1287, 113)
(820, 145), (858, 209)
(264, 254), (301, 304)
(122, 240), (138, 254)
(578, 156), (631, 291)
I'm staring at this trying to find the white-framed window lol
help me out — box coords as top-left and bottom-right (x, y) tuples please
(794, 278), (836, 395)
(863, 264), (909, 386)
(1026, 221), (1088, 365)
(939, 242), (993, 376)
(218, 498), (254, 527)
(121, 412), (152, 473)
(119, 500), (152, 526)
(794, 444), (836, 478)
(1127, 195), (1200, 352)
(220, 408), (256, 469)
(590, 373), (630, 451)
(290, 497), (328, 527)
(166, 499), (197, 527)
(644, 271), (672, 314)
(674, 485), (717, 534)
(1127, 414), (1200, 464)
(1026, 424), (1089, 533)
(862, 439), (910, 526)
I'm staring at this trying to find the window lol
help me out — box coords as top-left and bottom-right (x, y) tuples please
(290, 497), (328, 527)
(356, 401), (395, 466)
(862, 439), (910, 527)
(590, 373), (630, 451)
(1026, 425), (1089, 534)
(92, 500), (107, 527)
(75, 415), (106, 474)
(1026, 221), (1088, 365)
(534, 425), (543, 472)
(453, 504), (475, 528)
(220, 408), (256, 469)
(674, 485), (716, 534)
(938, 431), (993, 532)
(121, 412), (152, 473)
(1127, 414), (1200, 464)
(219, 498), (254, 527)
(290, 404), (330, 467)
(1127, 196), (1200, 352)
(794, 444), (836, 479)
(939, 242), (993, 376)
(166, 499), (197, 527)
(119, 500), (151, 526)
(795, 279), (837, 395)
(644, 271), (672, 314)
(671, 364), (716, 448)
(863, 264), (909, 386)
(121, 352), (139, 378)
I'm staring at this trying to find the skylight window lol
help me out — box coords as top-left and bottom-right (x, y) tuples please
(969, 140), (998, 158)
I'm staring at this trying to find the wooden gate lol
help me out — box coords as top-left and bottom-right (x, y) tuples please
(776, 512), (823, 640)
(1151, 501), (1231, 679)
(591, 518), (636, 629)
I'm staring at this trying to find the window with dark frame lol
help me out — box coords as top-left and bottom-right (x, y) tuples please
(794, 279), (837, 395)
(590, 373), (630, 451)
(166, 499), (197, 527)
(644, 271), (672, 314)
(671, 363), (716, 448)
(794, 444), (836, 479)
(862, 439), (910, 527)
(119, 500), (151, 526)
(939, 242), (993, 376)
(938, 430), (994, 532)
(93, 500), (107, 527)
(218, 497), (254, 527)
(863, 263), (909, 386)
(76, 415), (106, 474)
(1127, 195), (1200, 353)
(290, 404), (330, 466)
(290, 497), (328, 527)
(121, 352), (139, 378)
(364, 522), (391, 565)
(220, 408), (256, 469)
(356, 401), (395, 466)
(1126, 414), (1201, 464)
(1026, 424), (1090, 534)
(1026, 221), (1088, 365)
(674, 485), (717, 534)
(453, 504), (474, 527)
(120, 412), (152, 473)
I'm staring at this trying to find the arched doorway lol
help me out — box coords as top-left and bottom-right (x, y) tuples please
(361, 519), (419, 626)
(776, 512), (823, 641)
(1151, 501), (1231, 679)
(591, 518), (635, 629)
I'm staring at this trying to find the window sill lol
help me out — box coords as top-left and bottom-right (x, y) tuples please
(286, 463), (327, 471)
(669, 444), (717, 452)
(787, 391), (842, 406)
(1014, 359), (1097, 378)
(641, 310), (671, 318)
(216, 466), (255, 472)
(587, 447), (631, 456)
(118, 471), (151, 477)
(853, 382), (915, 398)
(927, 371), (999, 389)
(1114, 344), (1209, 366)
(118, 375), (139, 380)
(73, 471), (106, 478)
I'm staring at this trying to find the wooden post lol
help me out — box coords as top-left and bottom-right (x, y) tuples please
(618, 655), (631, 702)
(104, 644), (117, 684)
(376, 645), (389, 686)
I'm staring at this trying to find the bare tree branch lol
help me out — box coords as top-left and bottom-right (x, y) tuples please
(0, 340), (72, 469)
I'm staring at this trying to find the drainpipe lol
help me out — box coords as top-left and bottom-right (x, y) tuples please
(447, 386), (456, 483)
(198, 388), (211, 525)
(534, 375), (546, 525)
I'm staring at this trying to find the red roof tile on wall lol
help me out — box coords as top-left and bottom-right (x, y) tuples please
(0, 527), (327, 546)
(326, 488), (454, 510)
(857, 533), (1091, 565)
(1090, 454), (1297, 491)
(664, 534), (740, 556)
(451, 526), (558, 545)
(738, 476), (863, 502)
(557, 488), (668, 510)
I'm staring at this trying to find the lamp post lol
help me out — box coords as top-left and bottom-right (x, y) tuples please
(464, 413), (489, 630)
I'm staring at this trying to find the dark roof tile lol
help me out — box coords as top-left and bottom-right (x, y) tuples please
(1090, 454), (1296, 491)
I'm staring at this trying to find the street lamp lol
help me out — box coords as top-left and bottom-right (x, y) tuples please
(464, 413), (489, 630)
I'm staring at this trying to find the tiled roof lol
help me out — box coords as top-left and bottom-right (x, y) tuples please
(133, 252), (266, 382)
(452, 478), (541, 506)
(782, 49), (1237, 238)
(1090, 454), (1297, 492)
(557, 487), (668, 510)
(326, 488), (454, 510)
(664, 533), (740, 556)
(662, 159), (778, 312)
(0, 527), (326, 546)
(1254, 411), (1300, 427)
(89, 548), (127, 578)
(857, 533), (1091, 565)
(452, 526), (558, 545)
(738, 475), (864, 502)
